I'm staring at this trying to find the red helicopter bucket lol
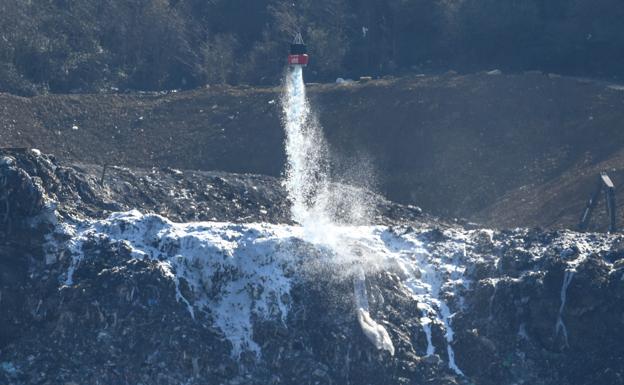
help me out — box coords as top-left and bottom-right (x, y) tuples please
(288, 33), (309, 67)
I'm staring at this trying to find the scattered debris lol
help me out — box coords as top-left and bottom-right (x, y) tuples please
(1, 149), (624, 385)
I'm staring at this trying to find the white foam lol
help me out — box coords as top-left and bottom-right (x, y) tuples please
(420, 314), (435, 356)
(353, 269), (395, 355)
(63, 211), (297, 357)
(555, 269), (574, 347)
(386, 230), (466, 375)
(55, 208), (622, 368)
(59, 210), (469, 363)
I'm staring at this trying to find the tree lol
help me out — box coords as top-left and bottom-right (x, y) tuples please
(457, 0), (542, 70)
(199, 34), (238, 84)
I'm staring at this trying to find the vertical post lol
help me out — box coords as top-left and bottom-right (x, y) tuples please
(607, 186), (617, 233)
(578, 177), (602, 231)
(601, 172), (617, 233)
(578, 172), (618, 232)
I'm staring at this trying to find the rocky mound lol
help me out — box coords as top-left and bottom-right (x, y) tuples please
(1, 150), (623, 385)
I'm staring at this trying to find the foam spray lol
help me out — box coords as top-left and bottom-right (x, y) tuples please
(281, 66), (330, 227)
(281, 65), (395, 355)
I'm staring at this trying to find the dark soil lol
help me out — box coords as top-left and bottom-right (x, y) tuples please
(1, 72), (624, 229)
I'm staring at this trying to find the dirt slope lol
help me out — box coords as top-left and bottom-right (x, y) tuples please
(1, 72), (624, 229)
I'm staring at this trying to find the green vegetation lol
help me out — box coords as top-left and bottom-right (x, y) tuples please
(1, 0), (623, 95)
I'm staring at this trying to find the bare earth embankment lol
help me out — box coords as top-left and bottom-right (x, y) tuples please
(1, 72), (624, 230)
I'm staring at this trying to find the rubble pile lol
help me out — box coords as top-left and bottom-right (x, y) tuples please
(0, 149), (622, 385)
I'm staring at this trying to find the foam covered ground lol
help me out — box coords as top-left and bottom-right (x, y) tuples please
(56, 209), (620, 377)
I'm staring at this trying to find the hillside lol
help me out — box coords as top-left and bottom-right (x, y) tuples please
(4, 2), (624, 385)
(1, 72), (623, 230)
(2, 149), (624, 385)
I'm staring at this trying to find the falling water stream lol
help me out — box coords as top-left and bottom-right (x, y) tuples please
(281, 65), (396, 356)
